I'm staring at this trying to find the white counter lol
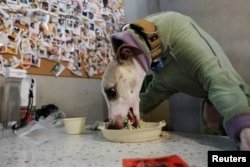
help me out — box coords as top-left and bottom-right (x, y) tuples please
(0, 128), (236, 167)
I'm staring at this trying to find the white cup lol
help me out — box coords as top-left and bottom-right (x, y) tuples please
(63, 117), (86, 135)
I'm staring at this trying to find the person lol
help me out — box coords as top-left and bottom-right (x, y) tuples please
(138, 12), (250, 150)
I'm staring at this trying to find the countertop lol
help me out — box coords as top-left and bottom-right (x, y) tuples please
(0, 127), (236, 167)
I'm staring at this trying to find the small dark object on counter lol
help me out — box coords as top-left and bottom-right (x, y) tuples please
(35, 104), (59, 121)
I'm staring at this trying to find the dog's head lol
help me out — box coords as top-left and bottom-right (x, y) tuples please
(102, 44), (147, 129)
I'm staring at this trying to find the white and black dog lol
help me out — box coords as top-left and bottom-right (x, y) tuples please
(102, 45), (145, 129)
(101, 12), (250, 150)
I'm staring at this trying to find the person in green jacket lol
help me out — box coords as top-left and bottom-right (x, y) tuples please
(103, 11), (250, 150)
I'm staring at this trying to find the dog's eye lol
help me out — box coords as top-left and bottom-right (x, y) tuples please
(105, 87), (117, 99)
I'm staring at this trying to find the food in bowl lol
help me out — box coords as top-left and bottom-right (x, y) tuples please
(123, 118), (144, 130)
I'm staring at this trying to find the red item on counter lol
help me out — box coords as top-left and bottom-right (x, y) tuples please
(123, 155), (189, 167)
(20, 106), (33, 123)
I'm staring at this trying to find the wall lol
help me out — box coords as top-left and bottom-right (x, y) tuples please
(0, 75), (107, 125)
(159, 0), (250, 83)
(124, 0), (160, 22)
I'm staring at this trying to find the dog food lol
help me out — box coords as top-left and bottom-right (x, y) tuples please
(123, 119), (144, 130)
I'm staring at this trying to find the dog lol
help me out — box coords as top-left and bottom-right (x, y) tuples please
(101, 12), (250, 150)
(101, 45), (146, 129)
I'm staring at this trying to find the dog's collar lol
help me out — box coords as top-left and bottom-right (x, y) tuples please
(110, 20), (163, 72)
(124, 19), (162, 61)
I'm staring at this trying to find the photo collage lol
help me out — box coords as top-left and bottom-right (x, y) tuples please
(0, 0), (124, 77)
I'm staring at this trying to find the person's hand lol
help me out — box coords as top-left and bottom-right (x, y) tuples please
(239, 128), (250, 150)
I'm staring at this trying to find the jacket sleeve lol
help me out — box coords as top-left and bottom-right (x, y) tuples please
(139, 73), (177, 114)
(194, 57), (250, 142)
(195, 58), (249, 120)
(170, 17), (250, 142)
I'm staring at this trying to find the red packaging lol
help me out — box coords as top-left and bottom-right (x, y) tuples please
(123, 155), (189, 167)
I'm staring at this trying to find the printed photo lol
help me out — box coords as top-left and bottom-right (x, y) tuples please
(29, 2), (39, 8)
(39, 1), (50, 12)
(49, 15), (57, 24)
(31, 53), (41, 67)
(48, 22), (57, 37)
(7, 0), (18, 5)
(88, 12), (94, 20)
(22, 54), (31, 65)
(29, 39), (37, 52)
(29, 21), (40, 34)
(82, 9), (88, 18)
(37, 45), (47, 58)
(0, 31), (8, 44)
(20, 38), (31, 54)
(65, 40), (74, 52)
(68, 62), (82, 76)
(0, 43), (6, 53)
(57, 17), (65, 28)
(48, 53), (59, 61)
(72, 20), (81, 36)
(0, 18), (5, 30)
(64, 29), (72, 41)
(42, 34), (52, 45)
(20, 0), (29, 5)
(56, 27), (65, 40)
(60, 49), (71, 62)
(29, 32), (40, 43)
(7, 26), (21, 42)
(66, 18), (74, 30)
(4, 56), (21, 69)
(88, 22), (95, 31)
(14, 15), (30, 29)
(51, 62), (65, 77)
(20, 29), (29, 39)
(68, 52), (82, 74)
(36, 13), (50, 24)
(58, 2), (67, 15)
(20, 54), (32, 69)
(50, 3), (58, 14)
(6, 40), (18, 54)
(0, 0), (7, 4)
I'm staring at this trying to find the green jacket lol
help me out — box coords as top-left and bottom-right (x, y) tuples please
(139, 12), (250, 142)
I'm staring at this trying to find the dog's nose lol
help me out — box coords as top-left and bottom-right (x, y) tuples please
(108, 115), (124, 129)
(114, 120), (123, 129)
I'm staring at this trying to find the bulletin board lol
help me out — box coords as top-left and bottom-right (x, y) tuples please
(0, 0), (124, 78)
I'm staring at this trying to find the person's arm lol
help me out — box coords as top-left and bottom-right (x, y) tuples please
(140, 73), (177, 114)
(195, 59), (250, 149)
(170, 18), (250, 144)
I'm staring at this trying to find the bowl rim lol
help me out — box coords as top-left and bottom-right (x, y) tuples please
(63, 117), (86, 121)
(99, 121), (166, 132)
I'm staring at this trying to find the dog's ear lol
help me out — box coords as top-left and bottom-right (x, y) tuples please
(116, 45), (143, 64)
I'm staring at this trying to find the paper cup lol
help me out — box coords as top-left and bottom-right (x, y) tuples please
(63, 117), (86, 135)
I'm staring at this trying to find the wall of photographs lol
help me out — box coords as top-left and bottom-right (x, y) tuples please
(0, 0), (124, 78)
